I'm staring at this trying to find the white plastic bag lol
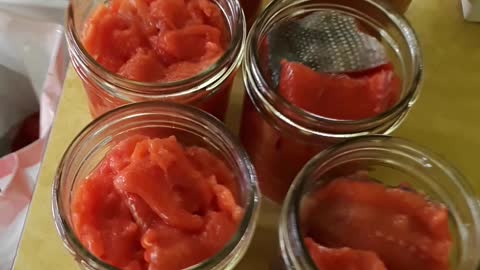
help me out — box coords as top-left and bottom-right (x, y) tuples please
(462, 0), (480, 22)
(0, 5), (67, 270)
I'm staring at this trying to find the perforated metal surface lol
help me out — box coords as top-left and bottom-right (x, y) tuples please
(266, 11), (387, 86)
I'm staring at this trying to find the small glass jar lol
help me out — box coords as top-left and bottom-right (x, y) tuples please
(66, 0), (246, 120)
(278, 135), (480, 270)
(52, 102), (260, 270)
(240, 0), (422, 203)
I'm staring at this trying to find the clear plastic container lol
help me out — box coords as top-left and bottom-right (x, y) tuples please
(278, 136), (480, 270)
(52, 102), (260, 270)
(66, 0), (246, 119)
(240, 0), (422, 203)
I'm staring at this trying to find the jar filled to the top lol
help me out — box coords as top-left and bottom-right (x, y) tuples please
(52, 102), (260, 270)
(240, 0), (423, 203)
(66, 0), (245, 119)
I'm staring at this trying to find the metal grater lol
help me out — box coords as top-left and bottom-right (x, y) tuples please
(266, 11), (388, 87)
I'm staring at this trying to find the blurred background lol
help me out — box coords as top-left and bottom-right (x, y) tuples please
(0, 1), (67, 269)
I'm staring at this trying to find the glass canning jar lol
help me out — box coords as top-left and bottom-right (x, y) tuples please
(278, 135), (480, 270)
(66, 0), (246, 120)
(240, 0), (422, 203)
(52, 102), (260, 270)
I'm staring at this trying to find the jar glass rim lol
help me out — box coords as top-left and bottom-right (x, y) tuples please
(52, 101), (261, 270)
(66, 0), (246, 98)
(280, 135), (480, 270)
(244, 0), (423, 137)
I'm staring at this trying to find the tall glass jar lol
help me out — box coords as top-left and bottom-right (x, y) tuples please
(240, 0), (422, 203)
(52, 102), (260, 270)
(279, 135), (480, 270)
(66, 0), (246, 120)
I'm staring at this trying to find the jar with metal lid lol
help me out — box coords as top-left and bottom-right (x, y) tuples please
(52, 102), (260, 270)
(240, 0), (422, 203)
(279, 135), (480, 270)
(66, 0), (246, 119)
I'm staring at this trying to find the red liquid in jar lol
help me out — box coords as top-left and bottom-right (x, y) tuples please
(278, 61), (401, 120)
(304, 238), (387, 270)
(80, 0), (232, 119)
(303, 176), (452, 270)
(240, 60), (401, 202)
(72, 135), (243, 270)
